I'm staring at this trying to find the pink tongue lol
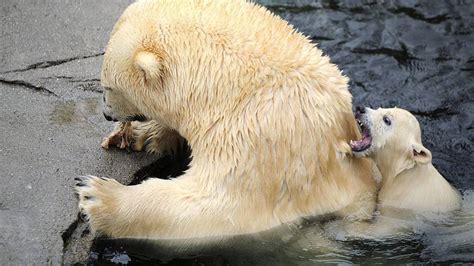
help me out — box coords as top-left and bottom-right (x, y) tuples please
(350, 136), (372, 152)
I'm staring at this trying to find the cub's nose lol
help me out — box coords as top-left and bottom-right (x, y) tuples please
(103, 112), (117, 122)
(355, 106), (366, 114)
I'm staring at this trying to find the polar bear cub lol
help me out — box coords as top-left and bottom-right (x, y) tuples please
(350, 106), (461, 213)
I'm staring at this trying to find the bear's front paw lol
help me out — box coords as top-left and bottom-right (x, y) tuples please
(74, 175), (122, 233)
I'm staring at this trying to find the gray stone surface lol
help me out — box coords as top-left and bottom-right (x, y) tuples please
(0, 0), (153, 264)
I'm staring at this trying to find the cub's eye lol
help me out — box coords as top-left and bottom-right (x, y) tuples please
(383, 115), (392, 126)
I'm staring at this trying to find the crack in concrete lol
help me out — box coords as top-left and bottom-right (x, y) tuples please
(37, 76), (103, 93)
(1, 52), (104, 74)
(0, 78), (59, 97)
(41, 76), (101, 83)
(73, 82), (103, 94)
(61, 212), (95, 264)
(61, 215), (80, 251)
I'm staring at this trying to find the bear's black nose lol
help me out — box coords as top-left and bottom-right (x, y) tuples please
(103, 112), (117, 122)
(356, 106), (366, 114)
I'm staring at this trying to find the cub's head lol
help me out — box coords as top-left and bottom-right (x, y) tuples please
(350, 106), (432, 167)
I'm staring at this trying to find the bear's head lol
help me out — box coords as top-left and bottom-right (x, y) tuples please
(100, 17), (164, 123)
(349, 107), (432, 173)
(101, 49), (164, 122)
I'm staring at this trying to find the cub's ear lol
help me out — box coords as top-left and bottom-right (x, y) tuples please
(412, 142), (432, 165)
(134, 51), (161, 83)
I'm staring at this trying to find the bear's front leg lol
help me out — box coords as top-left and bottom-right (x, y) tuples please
(75, 174), (271, 239)
(101, 120), (180, 156)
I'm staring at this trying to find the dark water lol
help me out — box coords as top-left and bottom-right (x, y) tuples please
(263, 0), (474, 191)
(86, 0), (474, 264)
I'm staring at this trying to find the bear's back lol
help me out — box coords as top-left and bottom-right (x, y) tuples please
(125, 0), (322, 66)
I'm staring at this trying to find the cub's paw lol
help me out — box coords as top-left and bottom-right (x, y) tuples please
(74, 175), (122, 232)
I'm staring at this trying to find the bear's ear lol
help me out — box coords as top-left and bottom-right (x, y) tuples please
(134, 51), (161, 83)
(412, 142), (432, 165)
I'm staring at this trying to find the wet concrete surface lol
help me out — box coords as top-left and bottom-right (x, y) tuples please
(0, 0), (473, 264)
(0, 0), (151, 264)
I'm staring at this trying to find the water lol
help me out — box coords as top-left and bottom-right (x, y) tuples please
(82, 0), (474, 264)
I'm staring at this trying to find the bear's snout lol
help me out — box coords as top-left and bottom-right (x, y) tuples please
(103, 112), (118, 122)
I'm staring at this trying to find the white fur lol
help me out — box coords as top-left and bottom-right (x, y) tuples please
(75, 0), (377, 239)
(360, 107), (461, 213)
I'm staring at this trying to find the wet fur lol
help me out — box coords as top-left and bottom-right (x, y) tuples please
(362, 108), (461, 213)
(75, 0), (376, 239)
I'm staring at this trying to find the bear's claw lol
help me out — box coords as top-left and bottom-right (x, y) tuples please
(74, 175), (93, 188)
(79, 212), (89, 222)
(74, 174), (123, 234)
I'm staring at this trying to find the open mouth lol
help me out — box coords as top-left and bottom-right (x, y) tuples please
(350, 115), (372, 153)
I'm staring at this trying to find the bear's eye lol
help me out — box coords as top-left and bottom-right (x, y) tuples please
(383, 115), (392, 126)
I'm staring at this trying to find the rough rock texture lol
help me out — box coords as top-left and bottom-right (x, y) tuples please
(0, 0), (472, 264)
(0, 0), (152, 264)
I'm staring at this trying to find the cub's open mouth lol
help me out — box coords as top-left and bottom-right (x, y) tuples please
(350, 116), (372, 153)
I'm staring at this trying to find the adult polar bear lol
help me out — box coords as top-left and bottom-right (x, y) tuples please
(75, 0), (376, 239)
